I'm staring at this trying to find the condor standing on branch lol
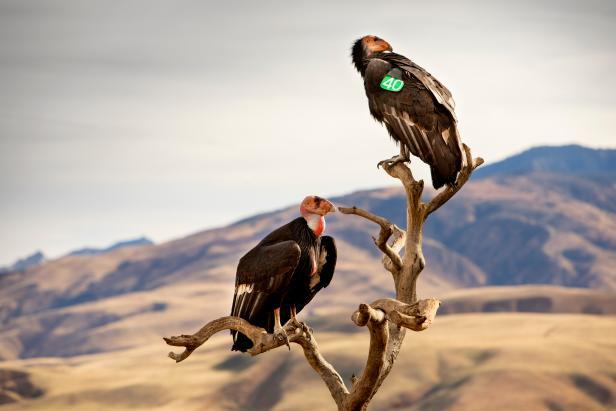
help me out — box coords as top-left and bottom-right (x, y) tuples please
(230, 196), (337, 352)
(352, 35), (466, 189)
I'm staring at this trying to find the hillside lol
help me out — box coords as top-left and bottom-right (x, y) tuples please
(0, 252), (45, 276)
(0, 145), (615, 410)
(438, 285), (616, 315)
(474, 144), (616, 180)
(67, 237), (154, 257)
(1, 145), (615, 362)
(1, 314), (614, 410)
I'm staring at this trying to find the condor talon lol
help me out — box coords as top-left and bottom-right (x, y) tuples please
(300, 323), (311, 339)
(274, 324), (291, 350)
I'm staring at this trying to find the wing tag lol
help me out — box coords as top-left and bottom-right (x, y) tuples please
(380, 69), (404, 92)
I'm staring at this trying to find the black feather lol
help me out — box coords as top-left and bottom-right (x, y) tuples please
(351, 38), (366, 74)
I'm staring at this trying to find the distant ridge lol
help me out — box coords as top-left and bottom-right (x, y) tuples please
(0, 251), (45, 275)
(474, 145), (616, 179)
(1, 145), (616, 363)
(68, 236), (153, 257)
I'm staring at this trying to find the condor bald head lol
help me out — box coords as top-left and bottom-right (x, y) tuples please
(352, 35), (393, 74)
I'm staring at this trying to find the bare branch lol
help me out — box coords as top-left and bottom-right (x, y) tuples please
(352, 298), (440, 332)
(166, 142), (479, 410)
(163, 297), (440, 410)
(337, 206), (392, 231)
(382, 225), (406, 273)
(351, 303), (386, 326)
(370, 298), (441, 331)
(382, 162), (425, 210)
(346, 304), (389, 410)
(163, 316), (296, 362)
(164, 317), (349, 407)
(295, 332), (350, 405)
(382, 161), (418, 186)
(338, 206), (404, 272)
(426, 144), (484, 216)
(345, 298), (439, 410)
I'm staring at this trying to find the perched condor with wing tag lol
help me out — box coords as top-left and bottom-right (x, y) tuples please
(352, 35), (466, 189)
(231, 196), (338, 352)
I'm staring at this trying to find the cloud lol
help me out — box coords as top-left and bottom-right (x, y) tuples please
(0, 0), (614, 264)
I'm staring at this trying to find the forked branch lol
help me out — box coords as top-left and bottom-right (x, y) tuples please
(426, 144), (484, 216)
(164, 146), (481, 410)
(164, 317), (349, 404)
(164, 316), (298, 361)
(338, 206), (405, 272)
(164, 298), (438, 410)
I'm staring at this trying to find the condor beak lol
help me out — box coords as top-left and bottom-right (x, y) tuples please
(325, 200), (337, 214)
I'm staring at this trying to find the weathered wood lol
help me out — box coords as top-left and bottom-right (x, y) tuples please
(336, 146), (482, 408)
(426, 144), (485, 216)
(338, 206), (404, 272)
(163, 146), (482, 410)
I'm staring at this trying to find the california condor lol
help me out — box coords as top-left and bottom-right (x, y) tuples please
(231, 196), (337, 352)
(352, 35), (466, 189)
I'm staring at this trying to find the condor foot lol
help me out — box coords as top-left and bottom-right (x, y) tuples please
(273, 324), (290, 350)
(285, 318), (312, 341)
(377, 154), (409, 169)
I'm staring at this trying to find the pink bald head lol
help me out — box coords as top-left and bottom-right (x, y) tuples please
(299, 195), (336, 236)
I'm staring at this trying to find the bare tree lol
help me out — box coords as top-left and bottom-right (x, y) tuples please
(164, 144), (483, 410)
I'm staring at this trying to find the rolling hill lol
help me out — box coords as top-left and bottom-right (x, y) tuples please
(1, 314), (615, 410)
(1, 145), (615, 359)
(0, 145), (615, 410)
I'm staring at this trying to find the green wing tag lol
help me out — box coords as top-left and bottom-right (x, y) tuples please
(380, 69), (405, 92)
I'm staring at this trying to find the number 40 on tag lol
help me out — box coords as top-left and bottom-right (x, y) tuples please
(380, 75), (404, 92)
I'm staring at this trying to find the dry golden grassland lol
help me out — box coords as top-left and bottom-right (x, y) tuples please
(1, 313), (614, 411)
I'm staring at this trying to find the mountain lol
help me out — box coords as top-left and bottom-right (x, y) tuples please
(0, 251), (45, 275)
(438, 285), (616, 315)
(0, 145), (615, 358)
(0, 238), (153, 276)
(337, 147), (616, 289)
(1, 145), (615, 410)
(474, 144), (616, 180)
(67, 237), (154, 257)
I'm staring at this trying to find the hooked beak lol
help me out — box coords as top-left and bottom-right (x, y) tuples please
(325, 200), (337, 214)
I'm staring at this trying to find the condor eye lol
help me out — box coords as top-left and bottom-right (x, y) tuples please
(374, 36), (381, 41)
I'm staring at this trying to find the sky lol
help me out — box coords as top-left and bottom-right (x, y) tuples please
(0, 0), (614, 265)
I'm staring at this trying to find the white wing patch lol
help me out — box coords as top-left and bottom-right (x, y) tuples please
(236, 283), (254, 296)
(248, 293), (263, 319)
(234, 282), (256, 321)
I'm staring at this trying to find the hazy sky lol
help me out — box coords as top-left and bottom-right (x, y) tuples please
(1, 0), (614, 265)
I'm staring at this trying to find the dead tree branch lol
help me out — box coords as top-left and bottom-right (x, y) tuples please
(426, 144), (485, 216)
(164, 316), (297, 361)
(338, 206), (404, 272)
(336, 145), (482, 408)
(163, 146), (482, 410)
(164, 317), (349, 404)
(346, 304), (388, 409)
(164, 298), (438, 410)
